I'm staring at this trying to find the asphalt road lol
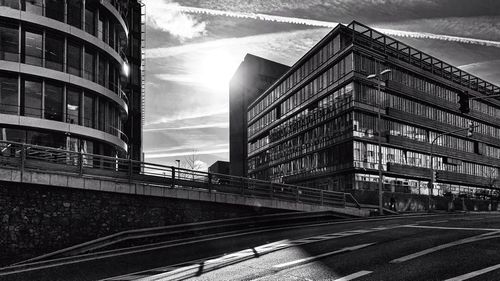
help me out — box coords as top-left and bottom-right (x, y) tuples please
(2, 213), (500, 281)
(104, 213), (500, 281)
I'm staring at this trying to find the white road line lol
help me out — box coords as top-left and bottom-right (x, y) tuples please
(390, 233), (500, 263)
(402, 225), (500, 231)
(444, 263), (500, 281)
(273, 243), (375, 268)
(333, 270), (373, 281)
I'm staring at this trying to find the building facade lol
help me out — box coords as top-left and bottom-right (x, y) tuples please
(0, 0), (144, 159)
(245, 21), (500, 198)
(229, 54), (289, 177)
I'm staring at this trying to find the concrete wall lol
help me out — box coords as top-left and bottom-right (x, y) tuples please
(0, 181), (283, 266)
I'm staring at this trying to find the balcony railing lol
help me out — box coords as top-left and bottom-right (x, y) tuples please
(0, 140), (361, 209)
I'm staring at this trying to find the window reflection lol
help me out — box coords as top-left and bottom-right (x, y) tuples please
(84, 93), (95, 128)
(23, 79), (42, 118)
(66, 88), (80, 124)
(24, 30), (43, 66)
(22, 0), (43, 15)
(67, 42), (81, 76)
(45, 33), (64, 71)
(45, 0), (64, 22)
(0, 0), (19, 9)
(84, 48), (95, 81)
(44, 82), (63, 121)
(0, 75), (18, 114)
(0, 23), (19, 62)
(67, 0), (82, 28)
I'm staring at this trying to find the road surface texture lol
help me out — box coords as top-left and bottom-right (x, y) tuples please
(2, 213), (500, 281)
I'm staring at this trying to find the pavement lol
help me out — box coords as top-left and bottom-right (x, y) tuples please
(2, 213), (500, 281)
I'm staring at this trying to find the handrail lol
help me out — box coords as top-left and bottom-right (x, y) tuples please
(0, 140), (353, 209)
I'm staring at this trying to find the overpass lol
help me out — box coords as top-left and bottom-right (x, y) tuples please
(0, 140), (367, 216)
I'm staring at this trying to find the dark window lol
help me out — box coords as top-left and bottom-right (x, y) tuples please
(85, 6), (95, 35)
(0, 23), (19, 62)
(97, 11), (105, 40)
(66, 88), (80, 124)
(0, 127), (25, 143)
(67, 0), (82, 28)
(0, 74), (18, 115)
(83, 92), (94, 128)
(67, 42), (81, 76)
(84, 48), (95, 81)
(44, 82), (63, 121)
(23, 79), (42, 118)
(98, 98), (105, 131)
(98, 55), (106, 86)
(45, 33), (64, 71)
(24, 29), (43, 66)
(0, 0), (19, 9)
(22, 0), (42, 15)
(45, 0), (64, 22)
(108, 21), (115, 50)
(108, 63), (116, 92)
(131, 63), (139, 85)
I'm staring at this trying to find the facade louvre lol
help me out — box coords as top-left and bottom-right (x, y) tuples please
(244, 21), (500, 198)
(0, 0), (144, 160)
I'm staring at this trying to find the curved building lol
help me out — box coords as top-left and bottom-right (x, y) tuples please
(0, 0), (144, 159)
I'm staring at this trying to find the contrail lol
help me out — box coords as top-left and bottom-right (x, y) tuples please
(171, 5), (500, 48)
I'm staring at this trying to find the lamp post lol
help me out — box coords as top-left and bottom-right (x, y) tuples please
(175, 159), (180, 168)
(367, 68), (391, 215)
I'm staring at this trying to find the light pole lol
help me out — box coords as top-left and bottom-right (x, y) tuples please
(367, 68), (391, 215)
(428, 122), (476, 210)
(175, 159), (180, 168)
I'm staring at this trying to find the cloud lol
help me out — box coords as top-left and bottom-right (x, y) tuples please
(144, 122), (228, 132)
(144, 0), (206, 40)
(145, 148), (229, 159)
(169, 5), (500, 48)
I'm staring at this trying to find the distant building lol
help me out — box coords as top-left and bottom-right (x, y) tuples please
(208, 160), (230, 175)
(229, 54), (289, 177)
(244, 21), (500, 198)
(0, 0), (144, 160)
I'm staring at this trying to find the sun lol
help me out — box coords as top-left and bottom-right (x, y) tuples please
(195, 49), (243, 93)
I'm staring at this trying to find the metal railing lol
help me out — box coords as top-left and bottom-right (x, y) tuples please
(0, 140), (359, 209)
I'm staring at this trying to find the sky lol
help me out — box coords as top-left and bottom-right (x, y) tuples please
(141, 0), (500, 170)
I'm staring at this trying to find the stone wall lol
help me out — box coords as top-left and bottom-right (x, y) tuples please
(0, 181), (282, 266)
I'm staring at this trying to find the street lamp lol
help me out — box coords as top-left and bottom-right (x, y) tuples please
(175, 159), (180, 168)
(367, 68), (391, 215)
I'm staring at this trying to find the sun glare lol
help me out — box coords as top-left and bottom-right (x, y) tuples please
(196, 50), (242, 93)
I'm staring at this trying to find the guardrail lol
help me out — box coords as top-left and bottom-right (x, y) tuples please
(0, 140), (360, 209)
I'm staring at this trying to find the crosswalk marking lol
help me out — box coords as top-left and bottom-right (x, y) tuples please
(444, 263), (500, 281)
(333, 270), (373, 281)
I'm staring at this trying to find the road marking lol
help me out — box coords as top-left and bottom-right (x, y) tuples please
(273, 243), (375, 268)
(390, 233), (500, 263)
(444, 263), (500, 281)
(402, 224), (500, 231)
(429, 220), (448, 223)
(333, 270), (373, 281)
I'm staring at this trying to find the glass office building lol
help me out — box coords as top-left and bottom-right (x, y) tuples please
(246, 21), (500, 198)
(0, 0), (144, 159)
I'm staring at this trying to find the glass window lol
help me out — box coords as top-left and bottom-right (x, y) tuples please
(85, 5), (96, 35)
(67, 42), (81, 76)
(84, 48), (95, 81)
(23, 79), (42, 118)
(24, 29), (42, 66)
(108, 21), (115, 50)
(22, 0), (42, 15)
(66, 88), (80, 124)
(67, 0), (82, 28)
(0, 23), (19, 62)
(83, 92), (94, 128)
(98, 54), (106, 86)
(0, 0), (19, 9)
(0, 127), (25, 143)
(108, 63), (116, 92)
(98, 98), (105, 131)
(97, 11), (105, 40)
(45, 0), (64, 22)
(44, 82), (63, 121)
(0, 74), (18, 115)
(45, 33), (64, 71)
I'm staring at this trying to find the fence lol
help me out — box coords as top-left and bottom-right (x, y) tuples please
(0, 140), (360, 209)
